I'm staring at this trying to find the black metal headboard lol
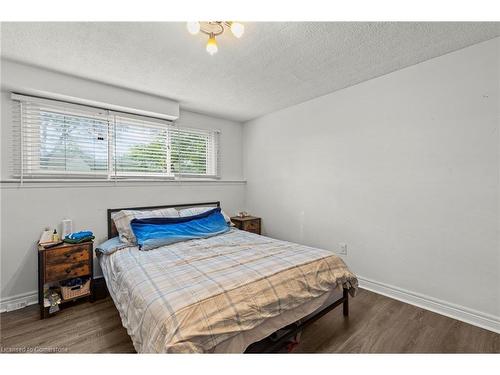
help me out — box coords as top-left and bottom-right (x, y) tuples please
(107, 201), (220, 239)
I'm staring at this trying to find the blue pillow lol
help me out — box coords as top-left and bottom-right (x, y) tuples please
(131, 207), (230, 251)
(95, 236), (130, 255)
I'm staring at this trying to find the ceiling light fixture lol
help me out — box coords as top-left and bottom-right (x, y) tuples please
(186, 21), (244, 55)
(206, 33), (218, 55)
(186, 22), (201, 35)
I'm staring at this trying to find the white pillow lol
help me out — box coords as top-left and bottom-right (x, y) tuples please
(178, 206), (231, 224)
(112, 208), (179, 244)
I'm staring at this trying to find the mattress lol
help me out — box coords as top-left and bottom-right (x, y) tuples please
(99, 228), (358, 353)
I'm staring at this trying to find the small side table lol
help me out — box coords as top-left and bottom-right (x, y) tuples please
(230, 216), (261, 235)
(38, 241), (94, 319)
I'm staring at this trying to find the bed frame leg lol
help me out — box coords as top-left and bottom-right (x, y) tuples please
(343, 288), (349, 317)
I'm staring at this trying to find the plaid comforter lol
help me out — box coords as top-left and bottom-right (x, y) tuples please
(99, 228), (358, 353)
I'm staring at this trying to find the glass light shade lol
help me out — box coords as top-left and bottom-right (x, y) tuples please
(230, 22), (244, 38)
(206, 36), (218, 55)
(186, 22), (200, 35)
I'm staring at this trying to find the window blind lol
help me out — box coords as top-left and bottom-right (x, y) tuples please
(14, 98), (109, 178)
(170, 127), (219, 177)
(12, 94), (220, 181)
(113, 115), (171, 177)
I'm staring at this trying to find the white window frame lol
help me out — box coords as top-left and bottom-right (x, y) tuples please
(112, 113), (173, 179)
(169, 125), (220, 179)
(12, 93), (220, 181)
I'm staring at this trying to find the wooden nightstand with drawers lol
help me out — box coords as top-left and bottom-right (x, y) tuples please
(38, 241), (94, 319)
(230, 216), (261, 235)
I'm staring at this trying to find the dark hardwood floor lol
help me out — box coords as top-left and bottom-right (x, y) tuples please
(0, 297), (135, 353)
(1, 289), (498, 353)
(295, 289), (499, 353)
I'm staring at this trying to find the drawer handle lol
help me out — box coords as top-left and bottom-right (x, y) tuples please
(65, 264), (81, 273)
(63, 248), (83, 256)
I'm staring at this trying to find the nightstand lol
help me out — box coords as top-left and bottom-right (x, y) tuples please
(230, 216), (261, 235)
(38, 241), (94, 319)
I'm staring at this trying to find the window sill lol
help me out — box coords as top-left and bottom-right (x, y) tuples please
(0, 178), (247, 189)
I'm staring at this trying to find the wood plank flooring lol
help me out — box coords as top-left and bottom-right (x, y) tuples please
(0, 297), (135, 353)
(1, 289), (498, 353)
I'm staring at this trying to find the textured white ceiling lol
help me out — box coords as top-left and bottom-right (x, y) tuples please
(1, 22), (499, 121)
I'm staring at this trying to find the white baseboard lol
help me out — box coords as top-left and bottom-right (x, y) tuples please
(358, 276), (500, 334)
(0, 290), (38, 313)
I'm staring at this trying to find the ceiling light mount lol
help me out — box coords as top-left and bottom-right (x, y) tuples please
(186, 21), (244, 55)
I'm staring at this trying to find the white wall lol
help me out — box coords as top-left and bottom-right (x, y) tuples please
(0, 61), (245, 302)
(0, 58), (180, 120)
(243, 38), (500, 321)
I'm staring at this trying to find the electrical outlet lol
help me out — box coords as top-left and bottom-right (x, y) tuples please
(339, 242), (347, 256)
(6, 301), (26, 312)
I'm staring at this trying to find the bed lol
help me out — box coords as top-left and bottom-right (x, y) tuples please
(98, 201), (358, 353)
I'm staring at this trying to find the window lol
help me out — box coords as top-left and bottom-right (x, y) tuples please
(114, 115), (170, 177)
(170, 127), (218, 176)
(13, 94), (220, 180)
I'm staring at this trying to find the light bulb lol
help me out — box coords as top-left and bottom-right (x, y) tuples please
(230, 22), (244, 38)
(206, 35), (218, 55)
(186, 22), (200, 35)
